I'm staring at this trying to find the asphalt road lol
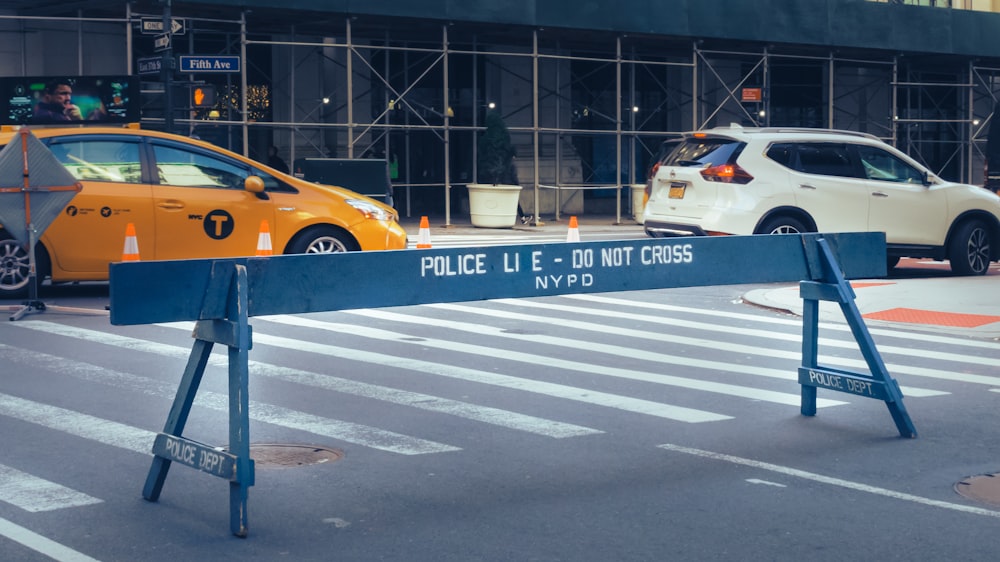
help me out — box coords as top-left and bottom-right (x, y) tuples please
(1, 252), (999, 560)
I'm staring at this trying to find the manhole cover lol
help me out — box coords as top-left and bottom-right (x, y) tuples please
(956, 472), (1000, 505)
(230, 444), (344, 469)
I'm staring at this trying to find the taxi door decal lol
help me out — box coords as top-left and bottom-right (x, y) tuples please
(203, 209), (235, 239)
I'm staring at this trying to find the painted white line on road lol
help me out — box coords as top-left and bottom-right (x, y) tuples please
(0, 338), (457, 455)
(564, 293), (1000, 354)
(0, 391), (153, 455)
(415, 303), (947, 399)
(476, 297), (987, 388)
(8, 323), (600, 440)
(241, 318), (731, 423)
(746, 478), (787, 488)
(515, 297), (996, 378)
(344, 308), (854, 405)
(0, 515), (101, 562)
(0, 463), (102, 513)
(659, 443), (1000, 519)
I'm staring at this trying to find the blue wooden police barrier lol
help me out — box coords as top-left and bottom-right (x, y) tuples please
(108, 232), (915, 537)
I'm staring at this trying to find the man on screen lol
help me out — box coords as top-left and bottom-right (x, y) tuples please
(30, 79), (108, 123)
(31, 80), (83, 122)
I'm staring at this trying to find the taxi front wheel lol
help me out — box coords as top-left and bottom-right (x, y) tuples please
(287, 226), (359, 254)
(0, 236), (49, 299)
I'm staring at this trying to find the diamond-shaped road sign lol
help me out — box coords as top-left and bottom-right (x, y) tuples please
(0, 130), (82, 247)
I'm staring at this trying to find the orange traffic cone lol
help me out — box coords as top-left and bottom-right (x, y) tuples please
(121, 223), (140, 261)
(565, 216), (580, 242)
(256, 220), (273, 256)
(416, 216), (432, 248)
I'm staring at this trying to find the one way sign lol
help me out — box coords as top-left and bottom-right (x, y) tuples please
(140, 17), (185, 35)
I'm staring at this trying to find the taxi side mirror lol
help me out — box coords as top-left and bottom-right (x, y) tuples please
(245, 175), (265, 193)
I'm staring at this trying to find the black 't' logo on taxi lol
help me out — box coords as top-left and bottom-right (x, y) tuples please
(203, 210), (235, 240)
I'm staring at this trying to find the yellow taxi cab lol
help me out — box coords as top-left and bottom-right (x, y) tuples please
(0, 126), (407, 298)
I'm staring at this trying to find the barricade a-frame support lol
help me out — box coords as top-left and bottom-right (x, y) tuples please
(797, 238), (916, 439)
(141, 262), (255, 537)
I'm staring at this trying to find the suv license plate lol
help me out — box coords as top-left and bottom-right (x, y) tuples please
(668, 182), (686, 199)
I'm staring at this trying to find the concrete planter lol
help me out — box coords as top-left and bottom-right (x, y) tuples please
(467, 183), (522, 228)
(631, 183), (647, 223)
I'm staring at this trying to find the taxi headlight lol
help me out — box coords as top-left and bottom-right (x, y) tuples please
(346, 199), (395, 221)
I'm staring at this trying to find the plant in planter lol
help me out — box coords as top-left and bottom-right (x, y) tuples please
(469, 110), (522, 228)
(477, 110), (517, 185)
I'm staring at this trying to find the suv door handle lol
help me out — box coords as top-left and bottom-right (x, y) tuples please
(798, 184), (817, 190)
(871, 191), (889, 198)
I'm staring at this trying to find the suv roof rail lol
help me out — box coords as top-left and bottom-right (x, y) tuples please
(688, 126), (883, 143)
(747, 127), (881, 141)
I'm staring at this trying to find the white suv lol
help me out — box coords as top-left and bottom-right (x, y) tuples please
(642, 125), (1000, 275)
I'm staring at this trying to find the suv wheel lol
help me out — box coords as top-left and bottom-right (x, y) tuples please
(758, 216), (809, 235)
(948, 219), (991, 276)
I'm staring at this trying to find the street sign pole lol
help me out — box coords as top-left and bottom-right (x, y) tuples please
(161, 0), (174, 134)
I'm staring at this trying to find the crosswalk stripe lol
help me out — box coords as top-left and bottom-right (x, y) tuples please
(334, 309), (862, 404)
(469, 298), (993, 387)
(0, 461), (102, 513)
(0, 390), (154, 455)
(0, 515), (101, 562)
(4, 324), (598, 440)
(197, 320), (732, 423)
(0, 340), (457, 455)
(508, 297), (1000, 368)
(563, 293), (1000, 353)
(413, 303), (945, 398)
(260, 313), (825, 407)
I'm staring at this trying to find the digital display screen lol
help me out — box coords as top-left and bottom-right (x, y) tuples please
(0, 75), (139, 126)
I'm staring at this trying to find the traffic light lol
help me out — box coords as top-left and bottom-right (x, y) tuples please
(191, 84), (216, 108)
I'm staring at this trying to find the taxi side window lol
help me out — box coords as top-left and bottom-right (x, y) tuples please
(152, 144), (247, 189)
(250, 169), (295, 193)
(48, 140), (142, 183)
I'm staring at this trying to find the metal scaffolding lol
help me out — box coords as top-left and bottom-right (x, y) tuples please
(3, 7), (999, 225)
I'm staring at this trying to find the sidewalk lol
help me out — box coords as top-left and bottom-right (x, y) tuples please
(398, 213), (1000, 339)
(399, 213), (643, 237)
(743, 274), (1000, 339)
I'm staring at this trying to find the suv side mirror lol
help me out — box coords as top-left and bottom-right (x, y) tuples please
(921, 170), (932, 187)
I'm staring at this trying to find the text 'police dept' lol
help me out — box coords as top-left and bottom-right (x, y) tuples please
(420, 242), (694, 289)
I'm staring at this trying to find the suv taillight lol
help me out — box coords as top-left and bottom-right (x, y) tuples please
(700, 163), (753, 184)
(648, 162), (661, 179)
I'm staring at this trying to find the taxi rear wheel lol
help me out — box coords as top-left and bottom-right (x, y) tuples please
(0, 235), (50, 299)
(287, 226), (359, 254)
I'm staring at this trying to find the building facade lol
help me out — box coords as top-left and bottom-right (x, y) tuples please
(2, 0), (1000, 221)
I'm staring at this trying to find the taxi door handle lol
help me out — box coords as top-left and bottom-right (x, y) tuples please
(157, 201), (185, 210)
(277, 207), (295, 212)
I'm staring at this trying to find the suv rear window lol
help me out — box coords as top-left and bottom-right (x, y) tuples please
(665, 138), (744, 167)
